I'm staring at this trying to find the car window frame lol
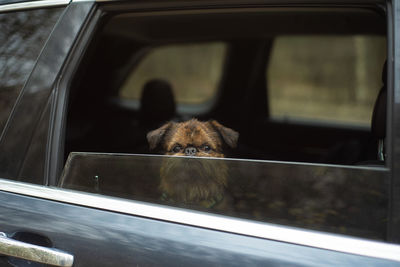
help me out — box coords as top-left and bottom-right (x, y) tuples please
(47, 2), (101, 185)
(386, 0), (400, 243)
(47, 0), (400, 246)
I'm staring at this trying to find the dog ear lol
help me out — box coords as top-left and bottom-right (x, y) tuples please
(208, 120), (239, 148)
(147, 122), (173, 150)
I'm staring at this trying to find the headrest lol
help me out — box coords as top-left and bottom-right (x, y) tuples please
(381, 60), (387, 83)
(371, 61), (387, 139)
(140, 79), (176, 123)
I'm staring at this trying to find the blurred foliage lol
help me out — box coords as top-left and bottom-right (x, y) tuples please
(120, 42), (226, 104)
(0, 9), (60, 134)
(269, 35), (386, 125)
(121, 35), (386, 126)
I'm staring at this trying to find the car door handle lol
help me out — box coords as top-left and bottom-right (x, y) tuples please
(0, 232), (74, 267)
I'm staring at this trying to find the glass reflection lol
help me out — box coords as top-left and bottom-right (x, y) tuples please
(60, 153), (388, 240)
(0, 8), (61, 133)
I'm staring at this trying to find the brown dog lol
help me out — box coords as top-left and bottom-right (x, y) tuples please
(147, 119), (239, 210)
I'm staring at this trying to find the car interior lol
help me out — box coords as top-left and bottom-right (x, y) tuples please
(64, 6), (387, 166)
(58, 5), (389, 239)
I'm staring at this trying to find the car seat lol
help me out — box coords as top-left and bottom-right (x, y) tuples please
(371, 61), (387, 162)
(130, 79), (176, 153)
(139, 79), (176, 126)
(357, 61), (387, 166)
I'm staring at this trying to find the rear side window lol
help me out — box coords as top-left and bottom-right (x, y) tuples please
(61, 7), (394, 243)
(0, 8), (61, 135)
(268, 35), (386, 126)
(119, 42), (227, 105)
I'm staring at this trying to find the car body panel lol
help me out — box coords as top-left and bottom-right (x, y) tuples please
(0, 182), (399, 266)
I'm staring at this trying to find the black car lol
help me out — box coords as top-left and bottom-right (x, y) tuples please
(1, 0), (400, 266)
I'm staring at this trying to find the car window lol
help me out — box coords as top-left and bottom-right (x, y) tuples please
(268, 35), (386, 126)
(119, 42), (226, 107)
(60, 152), (388, 240)
(0, 8), (61, 136)
(0, 4), (90, 184)
(59, 6), (394, 244)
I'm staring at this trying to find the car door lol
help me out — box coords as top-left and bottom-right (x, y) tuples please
(1, 176), (400, 267)
(1, 0), (400, 266)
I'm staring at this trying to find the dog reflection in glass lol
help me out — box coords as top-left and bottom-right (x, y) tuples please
(147, 119), (238, 210)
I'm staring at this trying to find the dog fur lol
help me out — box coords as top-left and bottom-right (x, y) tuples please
(147, 119), (239, 209)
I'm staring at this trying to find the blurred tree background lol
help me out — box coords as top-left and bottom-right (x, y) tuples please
(107, 36), (386, 126)
(120, 42), (226, 104)
(0, 9), (61, 134)
(268, 35), (386, 125)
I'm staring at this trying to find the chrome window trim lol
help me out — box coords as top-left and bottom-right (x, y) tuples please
(62, 151), (390, 171)
(0, 178), (400, 262)
(0, 0), (69, 12)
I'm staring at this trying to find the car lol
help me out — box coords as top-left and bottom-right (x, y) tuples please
(1, 0), (400, 266)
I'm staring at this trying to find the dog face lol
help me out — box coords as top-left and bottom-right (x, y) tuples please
(147, 119), (239, 205)
(147, 119), (238, 157)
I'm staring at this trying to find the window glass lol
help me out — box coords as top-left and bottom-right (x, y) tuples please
(61, 152), (388, 241)
(0, 8), (61, 135)
(268, 35), (386, 126)
(63, 8), (390, 244)
(119, 42), (226, 105)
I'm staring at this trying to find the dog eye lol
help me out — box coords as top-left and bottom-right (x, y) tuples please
(202, 145), (211, 152)
(172, 145), (182, 153)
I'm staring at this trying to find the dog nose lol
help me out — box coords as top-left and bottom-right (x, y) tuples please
(185, 146), (197, 156)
